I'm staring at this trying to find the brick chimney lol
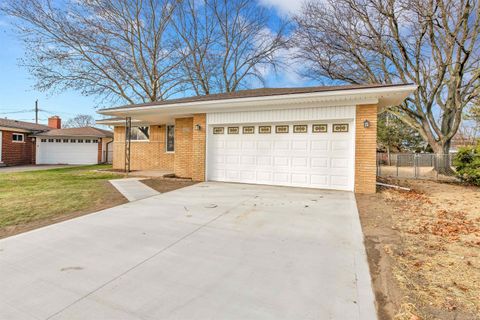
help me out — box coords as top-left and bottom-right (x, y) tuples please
(48, 116), (61, 129)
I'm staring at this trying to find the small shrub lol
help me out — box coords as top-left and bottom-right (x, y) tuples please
(453, 145), (480, 185)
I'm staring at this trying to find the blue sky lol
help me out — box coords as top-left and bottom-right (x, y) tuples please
(0, 0), (305, 126)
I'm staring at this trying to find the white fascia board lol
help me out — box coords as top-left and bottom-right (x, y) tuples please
(98, 84), (418, 118)
(0, 127), (33, 133)
(95, 119), (145, 126)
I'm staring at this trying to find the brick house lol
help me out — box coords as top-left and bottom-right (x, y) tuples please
(97, 83), (417, 193)
(0, 117), (113, 166)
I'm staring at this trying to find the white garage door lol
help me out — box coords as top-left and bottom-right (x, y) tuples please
(37, 138), (99, 165)
(207, 121), (355, 191)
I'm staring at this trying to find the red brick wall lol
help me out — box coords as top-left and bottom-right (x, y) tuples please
(1, 130), (35, 166)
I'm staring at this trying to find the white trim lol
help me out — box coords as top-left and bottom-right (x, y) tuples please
(0, 126), (32, 133)
(98, 84), (417, 117)
(12, 133), (25, 143)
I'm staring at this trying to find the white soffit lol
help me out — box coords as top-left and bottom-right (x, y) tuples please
(98, 84), (417, 120)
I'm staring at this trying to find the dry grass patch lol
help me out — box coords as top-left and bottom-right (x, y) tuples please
(357, 179), (480, 320)
(0, 165), (127, 238)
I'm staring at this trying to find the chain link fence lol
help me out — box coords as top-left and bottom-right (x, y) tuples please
(377, 153), (458, 180)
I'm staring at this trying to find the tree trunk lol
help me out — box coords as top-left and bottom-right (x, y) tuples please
(433, 140), (454, 175)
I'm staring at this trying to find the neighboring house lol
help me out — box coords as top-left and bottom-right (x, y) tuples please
(0, 118), (51, 166)
(0, 116), (113, 166)
(450, 133), (479, 153)
(97, 83), (417, 194)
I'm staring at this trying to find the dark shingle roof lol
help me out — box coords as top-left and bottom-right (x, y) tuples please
(34, 127), (113, 138)
(100, 83), (413, 112)
(0, 118), (51, 132)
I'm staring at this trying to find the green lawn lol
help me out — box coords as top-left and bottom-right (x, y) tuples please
(0, 165), (126, 236)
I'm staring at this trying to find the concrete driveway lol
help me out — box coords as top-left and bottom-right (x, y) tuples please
(0, 164), (74, 173)
(0, 182), (375, 320)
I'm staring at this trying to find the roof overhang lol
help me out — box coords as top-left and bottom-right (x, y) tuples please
(0, 126), (33, 133)
(97, 84), (417, 125)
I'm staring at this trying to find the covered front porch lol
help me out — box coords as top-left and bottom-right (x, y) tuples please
(97, 114), (206, 181)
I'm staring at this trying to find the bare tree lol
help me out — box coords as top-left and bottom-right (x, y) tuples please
(2, 0), (183, 104)
(293, 0), (480, 170)
(172, 0), (288, 95)
(63, 114), (96, 128)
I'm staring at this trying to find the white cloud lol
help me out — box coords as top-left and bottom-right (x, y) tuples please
(257, 0), (303, 16)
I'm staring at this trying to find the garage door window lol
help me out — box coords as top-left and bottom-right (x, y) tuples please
(275, 125), (289, 133)
(63, 139), (69, 143)
(333, 124), (349, 132)
(312, 124), (328, 133)
(41, 138), (47, 142)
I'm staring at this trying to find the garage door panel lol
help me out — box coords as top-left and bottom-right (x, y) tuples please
(274, 172), (290, 184)
(240, 171), (255, 181)
(242, 141), (256, 150)
(207, 121), (354, 191)
(292, 140), (308, 151)
(331, 140), (349, 151)
(310, 140), (329, 152)
(310, 175), (329, 186)
(257, 156), (272, 166)
(331, 158), (349, 168)
(331, 175), (349, 187)
(273, 156), (289, 167)
(225, 155), (239, 165)
(273, 141), (290, 150)
(311, 157), (329, 168)
(240, 156), (256, 165)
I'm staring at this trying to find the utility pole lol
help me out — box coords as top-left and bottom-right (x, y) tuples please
(35, 100), (39, 124)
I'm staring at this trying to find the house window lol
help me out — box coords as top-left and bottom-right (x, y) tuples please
(166, 125), (175, 152)
(12, 133), (24, 142)
(130, 127), (149, 141)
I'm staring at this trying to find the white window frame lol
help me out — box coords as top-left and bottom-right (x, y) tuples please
(12, 133), (24, 143)
(130, 126), (150, 141)
(166, 125), (175, 153)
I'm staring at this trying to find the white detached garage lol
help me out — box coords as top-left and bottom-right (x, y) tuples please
(34, 127), (113, 165)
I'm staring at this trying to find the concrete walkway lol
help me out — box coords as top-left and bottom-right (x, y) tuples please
(109, 178), (160, 201)
(0, 182), (376, 320)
